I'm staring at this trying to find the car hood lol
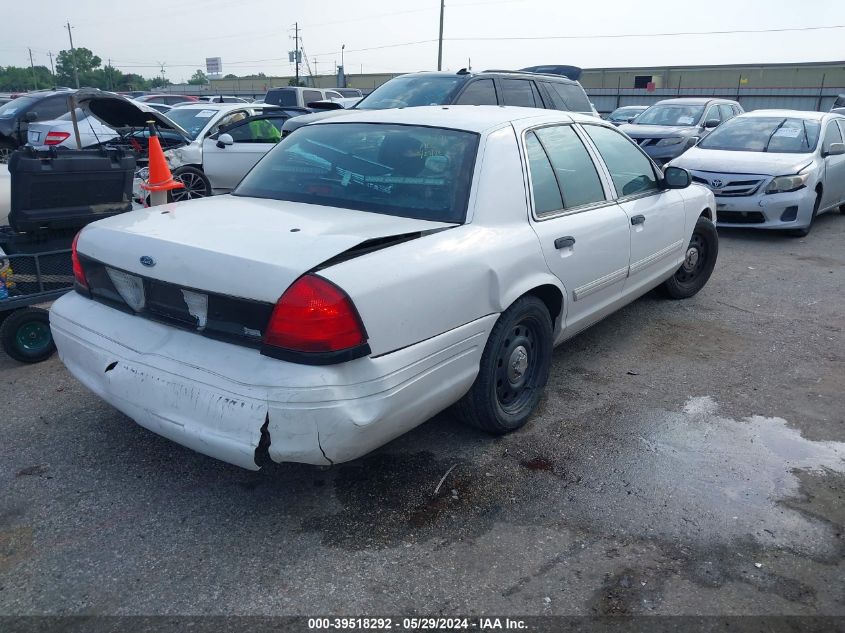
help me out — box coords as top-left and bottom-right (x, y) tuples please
(74, 90), (190, 140)
(283, 109), (355, 132)
(76, 195), (455, 303)
(671, 147), (815, 176)
(620, 124), (698, 138)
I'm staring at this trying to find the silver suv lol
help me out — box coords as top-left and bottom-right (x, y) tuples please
(620, 98), (743, 165)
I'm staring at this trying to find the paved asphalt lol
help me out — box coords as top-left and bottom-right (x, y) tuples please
(1, 212), (843, 617)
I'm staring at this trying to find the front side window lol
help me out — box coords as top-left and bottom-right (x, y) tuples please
(698, 117), (821, 154)
(583, 125), (659, 198)
(501, 80), (539, 108)
(225, 117), (284, 143)
(534, 126), (605, 210)
(634, 105), (705, 127)
(234, 123), (479, 223)
(704, 106), (722, 125)
(719, 105), (735, 122)
(454, 79), (498, 105)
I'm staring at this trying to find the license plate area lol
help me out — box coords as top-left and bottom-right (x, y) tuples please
(146, 281), (205, 328)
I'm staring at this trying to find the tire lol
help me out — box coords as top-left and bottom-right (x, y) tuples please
(169, 166), (210, 202)
(0, 308), (56, 363)
(788, 192), (820, 237)
(661, 216), (719, 300)
(454, 295), (553, 435)
(0, 139), (14, 164)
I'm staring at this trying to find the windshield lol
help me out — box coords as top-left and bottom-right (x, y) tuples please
(0, 96), (36, 119)
(356, 76), (463, 110)
(698, 117), (821, 153)
(160, 107), (217, 139)
(234, 122), (478, 223)
(610, 108), (643, 121)
(634, 104), (705, 127)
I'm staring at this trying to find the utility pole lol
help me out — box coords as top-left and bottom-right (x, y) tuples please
(48, 51), (55, 79)
(65, 21), (80, 88)
(313, 58), (318, 85)
(295, 22), (300, 86)
(437, 0), (445, 71)
(28, 48), (38, 90)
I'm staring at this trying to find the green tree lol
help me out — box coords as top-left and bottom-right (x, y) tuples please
(55, 47), (102, 86)
(150, 76), (172, 89)
(187, 69), (208, 85)
(0, 65), (54, 91)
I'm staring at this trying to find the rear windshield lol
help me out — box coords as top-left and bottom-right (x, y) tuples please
(266, 89), (298, 107)
(356, 76), (463, 110)
(698, 117), (821, 153)
(234, 122), (479, 223)
(634, 104), (705, 127)
(0, 96), (36, 119)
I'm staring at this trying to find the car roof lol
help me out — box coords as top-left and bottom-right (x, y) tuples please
(738, 109), (840, 122)
(654, 98), (735, 106)
(392, 70), (581, 86)
(172, 102), (272, 112)
(307, 105), (599, 134)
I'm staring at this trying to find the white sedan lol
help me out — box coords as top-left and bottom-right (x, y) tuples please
(51, 106), (717, 470)
(670, 110), (845, 236)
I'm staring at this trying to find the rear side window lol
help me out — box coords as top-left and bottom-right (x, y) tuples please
(32, 96), (69, 121)
(454, 79), (498, 105)
(545, 82), (591, 113)
(525, 133), (563, 214)
(303, 90), (322, 104)
(583, 125), (659, 198)
(534, 126), (605, 209)
(501, 80), (541, 107)
(235, 123), (479, 223)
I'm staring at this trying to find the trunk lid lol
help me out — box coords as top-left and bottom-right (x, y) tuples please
(77, 195), (455, 303)
(74, 89), (190, 140)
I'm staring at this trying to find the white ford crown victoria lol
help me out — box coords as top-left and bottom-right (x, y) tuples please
(51, 106), (717, 470)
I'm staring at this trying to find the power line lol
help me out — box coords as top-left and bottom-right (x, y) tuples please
(445, 23), (845, 42)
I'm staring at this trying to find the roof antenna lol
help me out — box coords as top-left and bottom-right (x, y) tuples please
(468, 58), (471, 71)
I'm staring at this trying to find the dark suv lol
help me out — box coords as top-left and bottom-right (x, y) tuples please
(282, 66), (596, 135)
(0, 89), (75, 162)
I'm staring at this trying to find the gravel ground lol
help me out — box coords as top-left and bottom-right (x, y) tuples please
(1, 213), (843, 617)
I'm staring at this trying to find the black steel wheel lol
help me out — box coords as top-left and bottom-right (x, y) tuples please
(455, 295), (553, 435)
(0, 308), (56, 363)
(169, 166), (210, 201)
(661, 216), (719, 299)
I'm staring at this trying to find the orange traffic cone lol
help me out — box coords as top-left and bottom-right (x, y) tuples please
(141, 121), (183, 206)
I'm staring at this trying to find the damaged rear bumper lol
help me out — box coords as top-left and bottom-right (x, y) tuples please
(50, 293), (494, 470)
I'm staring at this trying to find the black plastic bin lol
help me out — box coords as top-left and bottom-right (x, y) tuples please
(8, 146), (136, 233)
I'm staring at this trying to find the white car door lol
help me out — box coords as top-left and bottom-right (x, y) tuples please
(581, 123), (686, 297)
(524, 124), (632, 333)
(202, 114), (286, 193)
(820, 119), (845, 208)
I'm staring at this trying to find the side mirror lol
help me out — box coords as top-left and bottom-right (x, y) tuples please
(703, 119), (720, 129)
(663, 166), (691, 189)
(824, 142), (845, 157)
(216, 133), (234, 149)
(24, 111), (38, 122)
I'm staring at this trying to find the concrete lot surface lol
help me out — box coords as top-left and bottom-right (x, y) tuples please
(0, 215), (843, 616)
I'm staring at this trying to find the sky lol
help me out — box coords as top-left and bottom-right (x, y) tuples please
(1, 0), (844, 83)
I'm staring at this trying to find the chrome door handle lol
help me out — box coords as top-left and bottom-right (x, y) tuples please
(631, 214), (646, 226)
(554, 236), (576, 249)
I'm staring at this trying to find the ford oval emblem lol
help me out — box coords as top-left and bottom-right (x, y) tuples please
(140, 256), (156, 268)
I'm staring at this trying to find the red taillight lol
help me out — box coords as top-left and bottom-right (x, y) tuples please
(263, 274), (367, 355)
(44, 131), (71, 146)
(71, 231), (88, 291)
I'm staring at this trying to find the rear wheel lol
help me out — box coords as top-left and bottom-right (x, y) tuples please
(454, 295), (553, 434)
(661, 216), (719, 299)
(169, 166), (210, 201)
(0, 308), (56, 363)
(0, 140), (14, 164)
